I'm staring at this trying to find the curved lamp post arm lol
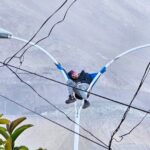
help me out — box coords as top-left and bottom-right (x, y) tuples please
(0, 28), (68, 81)
(11, 36), (68, 81)
(88, 44), (150, 92)
(12, 36), (58, 64)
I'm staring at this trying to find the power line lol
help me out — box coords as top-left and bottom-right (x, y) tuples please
(6, 65), (107, 148)
(116, 64), (150, 141)
(1, 62), (149, 150)
(117, 111), (149, 142)
(1, 61), (150, 115)
(0, 94), (108, 149)
(1, 61), (149, 150)
(19, 0), (77, 60)
(7, 66), (107, 147)
(108, 62), (150, 150)
(5, 0), (68, 64)
(5, 0), (76, 65)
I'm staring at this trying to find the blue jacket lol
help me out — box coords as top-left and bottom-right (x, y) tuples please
(70, 70), (97, 84)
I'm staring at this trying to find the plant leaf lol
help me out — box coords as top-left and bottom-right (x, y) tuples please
(11, 124), (33, 142)
(5, 137), (12, 150)
(0, 127), (9, 140)
(0, 114), (3, 118)
(6, 124), (10, 135)
(0, 138), (5, 145)
(9, 117), (26, 134)
(0, 119), (10, 125)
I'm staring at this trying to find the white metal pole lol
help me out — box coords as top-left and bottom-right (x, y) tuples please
(74, 101), (84, 150)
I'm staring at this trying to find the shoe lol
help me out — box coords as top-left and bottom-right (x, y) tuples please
(65, 95), (76, 104)
(82, 100), (90, 109)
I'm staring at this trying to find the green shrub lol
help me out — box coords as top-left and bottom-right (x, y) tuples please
(0, 114), (32, 150)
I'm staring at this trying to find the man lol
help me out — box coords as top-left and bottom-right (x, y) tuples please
(65, 70), (97, 109)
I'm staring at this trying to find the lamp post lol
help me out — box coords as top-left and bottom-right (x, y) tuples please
(2, 28), (150, 150)
(0, 28), (82, 150)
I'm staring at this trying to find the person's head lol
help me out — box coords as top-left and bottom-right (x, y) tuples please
(68, 70), (79, 80)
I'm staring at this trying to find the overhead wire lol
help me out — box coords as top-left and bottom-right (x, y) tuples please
(0, 94), (108, 149)
(19, 0), (77, 60)
(108, 62), (150, 150)
(116, 110), (149, 142)
(5, 0), (76, 66)
(1, 61), (150, 115)
(1, 60), (149, 149)
(1, 61), (149, 150)
(6, 65), (108, 148)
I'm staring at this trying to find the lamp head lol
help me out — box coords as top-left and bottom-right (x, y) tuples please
(0, 28), (12, 39)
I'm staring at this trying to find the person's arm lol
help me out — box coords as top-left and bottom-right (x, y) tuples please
(89, 73), (98, 80)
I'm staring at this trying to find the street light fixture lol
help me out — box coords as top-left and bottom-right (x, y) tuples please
(0, 28), (12, 38)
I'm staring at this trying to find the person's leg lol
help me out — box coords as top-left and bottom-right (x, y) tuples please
(75, 83), (90, 109)
(82, 100), (90, 109)
(67, 79), (76, 96)
(76, 83), (89, 99)
(65, 79), (77, 104)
